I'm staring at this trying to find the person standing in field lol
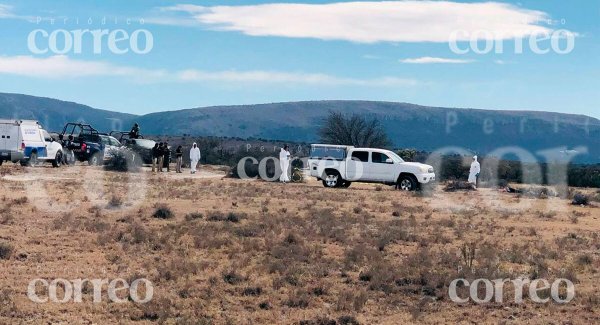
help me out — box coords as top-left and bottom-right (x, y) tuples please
(163, 142), (171, 172)
(279, 145), (291, 183)
(189, 143), (201, 174)
(157, 142), (165, 172)
(175, 145), (183, 173)
(468, 155), (481, 189)
(151, 143), (160, 173)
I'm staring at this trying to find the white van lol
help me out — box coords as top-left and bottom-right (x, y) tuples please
(0, 120), (64, 167)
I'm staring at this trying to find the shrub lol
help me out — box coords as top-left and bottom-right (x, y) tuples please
(104, 148), (140, 172)
(572, 193), (589, 206)
(152, 205), (174, 219)
(207, 211), (244, 223)
(107, 195), (123, 208)
(258, 301), (271, 310)
(444, 181), (475, 192)
(298, 317), (337, 325)
(226, 212), (242, 223)
(336, 289), (368, 313)
(184, 212), (204, 221)
(207, 211), (224, 221)
(338, 316), (361, 325)
(242, 287), (262, 296)
(576, 254), (593, 266)
(11, 197), (28, 205)
(0, 242), (14, 260)
(222, 270), (244, 285)
(285, 291), (310, 309)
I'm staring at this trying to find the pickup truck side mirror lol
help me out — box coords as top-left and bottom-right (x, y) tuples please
(385, 158), (394, 164)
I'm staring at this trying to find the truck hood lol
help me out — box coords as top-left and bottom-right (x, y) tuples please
(401, 162), (434, 170)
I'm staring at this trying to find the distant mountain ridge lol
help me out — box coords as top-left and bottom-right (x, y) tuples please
(1, 93), (599, 163)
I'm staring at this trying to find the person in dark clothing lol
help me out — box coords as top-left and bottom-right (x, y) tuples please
(151, 143), (160, 172)
(130, 123), (140, 139)
(163, 142), (171, 172)
(157, 142), (164, 172)
(175, 145), (183, 173)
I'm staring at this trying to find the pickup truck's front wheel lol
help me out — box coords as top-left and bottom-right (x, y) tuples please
(397, 175), (418, 191)
(88, 153), (102, 166)
(322, 171), (341, 188)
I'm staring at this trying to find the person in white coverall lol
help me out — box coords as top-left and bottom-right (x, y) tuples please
(189, 143), (201, 174)
(279, 145), (291, 183)
(468, 155), (481, 189)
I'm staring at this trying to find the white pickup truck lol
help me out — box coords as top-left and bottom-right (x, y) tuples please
(308, 144), (435, 190)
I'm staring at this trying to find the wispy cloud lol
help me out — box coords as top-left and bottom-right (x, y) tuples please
(362, 54), (381, 60)
(0, 3), (36, 21)
(400, 57), (474, 64)
(155, 1), (557, 43)
(0, 55), (419, 87)
(0, 4), (14, 18)
(0, 55), (167, 80)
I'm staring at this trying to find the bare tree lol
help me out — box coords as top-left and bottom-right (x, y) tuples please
(318, 111), (391, 148)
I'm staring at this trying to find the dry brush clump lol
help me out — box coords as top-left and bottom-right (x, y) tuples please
(0, 242), (14, 260)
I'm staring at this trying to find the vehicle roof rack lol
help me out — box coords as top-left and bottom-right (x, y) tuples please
(60, 122), (100, 137)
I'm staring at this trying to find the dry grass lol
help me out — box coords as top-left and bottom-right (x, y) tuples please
(0, 164), (598, 324)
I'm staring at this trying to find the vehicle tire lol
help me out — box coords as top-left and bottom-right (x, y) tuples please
(340, 181), (352, 188)
(28, 152), (38, 167)
(397, 175), (418, 191)
(88, 153), (101, 166)
(64, 150), (75, 166)
(322, 171), (341, 188)
(52, 151), (62, 168)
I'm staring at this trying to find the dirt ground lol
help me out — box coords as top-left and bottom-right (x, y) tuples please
(0, 163), (598, 324)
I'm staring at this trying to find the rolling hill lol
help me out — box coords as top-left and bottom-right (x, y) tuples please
(1, 92), (599, 163)
(0, 93), (134, 133)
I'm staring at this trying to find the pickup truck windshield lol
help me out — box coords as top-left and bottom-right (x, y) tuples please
(387, 151), (405, 163)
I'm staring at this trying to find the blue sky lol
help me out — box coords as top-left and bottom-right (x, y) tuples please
(0, 0), (598, 118)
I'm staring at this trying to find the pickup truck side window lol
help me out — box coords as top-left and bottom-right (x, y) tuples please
(372, 152), (391, 164)
(351, 151), (369, 162)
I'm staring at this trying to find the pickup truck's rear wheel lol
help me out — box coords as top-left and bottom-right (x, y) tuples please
(322, 171), (341, 188)
(398, 175), (418, 191)
(27, 152), (38, 167)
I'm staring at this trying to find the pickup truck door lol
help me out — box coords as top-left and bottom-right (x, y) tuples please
(346, 150), (373, 181)
(370, 152), (397, 182)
